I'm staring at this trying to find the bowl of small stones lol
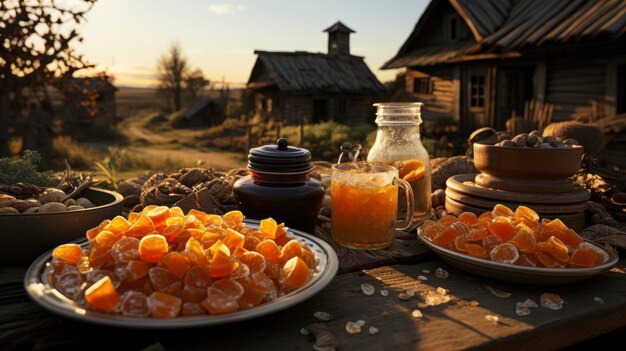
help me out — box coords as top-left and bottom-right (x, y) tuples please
(0, 185), (123, 264)
(473, 130), (584, 180)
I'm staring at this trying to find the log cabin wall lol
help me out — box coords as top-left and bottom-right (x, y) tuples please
(546, 58), (607, 122)
(405, 66), (457, 122)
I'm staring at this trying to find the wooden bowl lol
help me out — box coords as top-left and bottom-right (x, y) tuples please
(473, 142), (583, 179)
(0, 187), (123, 264)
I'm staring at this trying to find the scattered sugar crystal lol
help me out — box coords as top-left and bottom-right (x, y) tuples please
(380, 289), (389, 297)
(424, 290), (451, 306)
(469, 300), (480, 307)
(398, 293), (411, 300)
(518, 299), (538, 308)
(485, 314), (499, 323)
(345, 321), (362, 334)
(417, 302), (429, 309)
(417, 275), (428, 281)
(435, 268), (449, 279)
(515, 306), (531, 316)
(411, 309), (423, 318)
(313, 311), (333, 321)
(484, 285), (512, 298)
(422, 269), (431, 274)
(436, 287), (447, 295)
(540, 293), (564, 310)
(406, 288), (416, 297)
(593, 297), (604, 304)
(368, 326), (379, 335)
(360, 283), (375, 296)
(515, 298), (539, 316)
(355, 320), (366, 327)
(300, 328), (310, 336)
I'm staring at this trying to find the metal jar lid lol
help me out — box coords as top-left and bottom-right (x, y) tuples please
(248, 138), (313, 175)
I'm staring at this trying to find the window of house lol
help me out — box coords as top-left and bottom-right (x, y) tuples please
(413, 77), (432, 94)
(469, 75), (485, 108)
(445, 14), (469, 41)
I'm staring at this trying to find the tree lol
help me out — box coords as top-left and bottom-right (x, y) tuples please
(156, 43), (188, 111)
(185, 68), (209, 101)
(0, 0), (97, 158)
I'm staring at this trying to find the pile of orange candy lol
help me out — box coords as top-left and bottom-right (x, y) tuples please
(48, 206), (317, 318)
(422, 204), (607, 268)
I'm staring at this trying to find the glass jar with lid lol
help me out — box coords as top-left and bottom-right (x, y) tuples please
(367, 102), (432, 225)
(233, 138), (325, 234)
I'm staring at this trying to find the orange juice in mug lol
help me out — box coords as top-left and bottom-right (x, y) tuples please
(331, 162), (414, 249)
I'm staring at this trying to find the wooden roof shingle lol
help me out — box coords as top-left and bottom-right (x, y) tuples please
(383, 0), (626, 69)
(248, 51), (385, 94)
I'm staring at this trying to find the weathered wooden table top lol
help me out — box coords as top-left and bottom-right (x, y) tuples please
(1, 227), (625, 351)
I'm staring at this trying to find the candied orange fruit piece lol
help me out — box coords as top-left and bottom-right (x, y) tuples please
(466, 244), (489, 259)
(256, 239), (281, 261)
(454, 236), (468, 252)
(508, 226), (536, 254)
(160, 252), (191, 279)
(281, 256), (309, 289)
(139, 234), (169, 263)
(147, 291), (181, 318)
(466, 223), (489, 241)
(209, 250), (239, 278)
(536, 236), (570, 262)
(515, 254), (538, 267)
(52, 244), (83, 265)
(393, 159), (425, 181)
(489, 243), (519, 264)
(514, 206), (539, 227)
(540, 219), (583, 249)
(85, 276), (119, 312)
(104, 216), (130, 236)
(492, 204), (513, 218)
(125, 214), (155, 238)
(482, 235), (503, 254)
(259, 217), (278, 238)
(569, 245), (598, 267)
(457, 212), (478, 227)
(223, 210), (244, 227)
(433, 222), (468, 246)
(488, 216), (515, 241)
(281, 240), (304, 261)
(202, 286), (239, 314)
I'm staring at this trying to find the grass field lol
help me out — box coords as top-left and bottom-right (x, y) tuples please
(52, 86), (247, 181)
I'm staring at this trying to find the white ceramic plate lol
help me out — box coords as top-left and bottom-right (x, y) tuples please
(24, 220), (339, 328)
(417, 228), (618, 285)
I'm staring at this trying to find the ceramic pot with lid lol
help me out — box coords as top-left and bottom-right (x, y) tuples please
(233, 138), (324, 234)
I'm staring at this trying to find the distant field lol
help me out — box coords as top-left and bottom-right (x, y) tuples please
(115, 86), (243, 118)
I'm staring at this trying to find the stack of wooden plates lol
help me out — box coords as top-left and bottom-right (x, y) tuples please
(445, 174), (590, 230)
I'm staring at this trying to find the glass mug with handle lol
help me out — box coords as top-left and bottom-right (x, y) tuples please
(331, 162), (415, 249)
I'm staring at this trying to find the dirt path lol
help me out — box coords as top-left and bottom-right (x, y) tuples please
(119, 114), (246, 171)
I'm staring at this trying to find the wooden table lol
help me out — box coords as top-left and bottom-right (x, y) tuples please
(1, 227), (625, 351)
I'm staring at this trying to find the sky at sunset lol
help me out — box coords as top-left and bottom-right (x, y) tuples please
(75, 0), (429, 88)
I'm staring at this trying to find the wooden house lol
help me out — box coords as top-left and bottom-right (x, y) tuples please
(61, 76), (117, 129)
(181, 96), (225, 127)
(382, 0), (626, 134)
(247, 22), (386, 125)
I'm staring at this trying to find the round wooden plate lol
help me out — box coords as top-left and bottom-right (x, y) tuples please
(474, 174), (575, 194)
(446, 174), (590, 204)
(445, 187), (589, 214)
